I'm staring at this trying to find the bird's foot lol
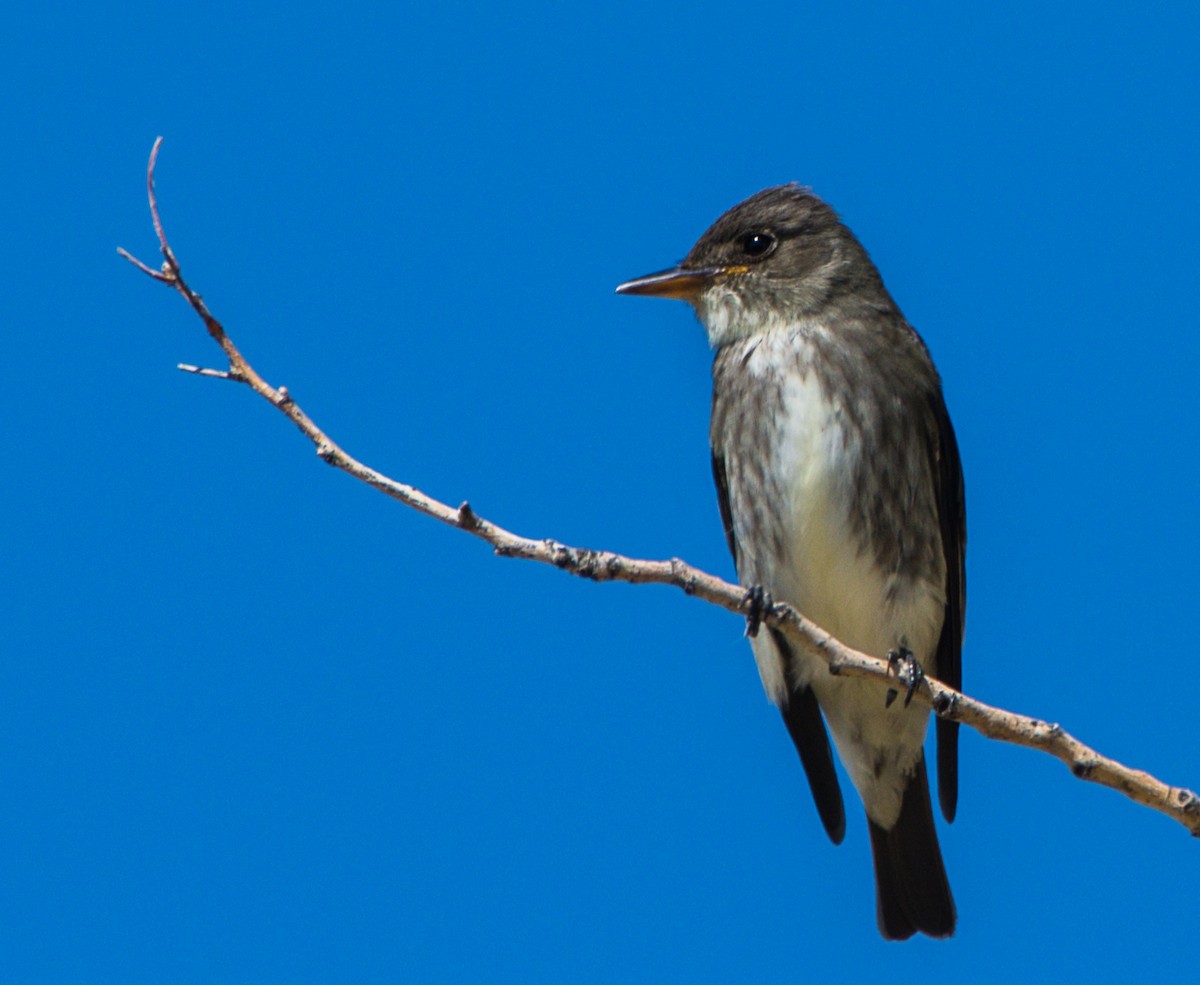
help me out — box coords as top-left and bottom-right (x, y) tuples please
(742, 585), (773, 639)
(885, 646), (925, 708)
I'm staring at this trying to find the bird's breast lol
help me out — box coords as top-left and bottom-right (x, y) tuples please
(712, 330), (944, 672)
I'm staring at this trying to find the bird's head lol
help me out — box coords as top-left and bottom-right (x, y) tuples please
(617, 184), (887, 348)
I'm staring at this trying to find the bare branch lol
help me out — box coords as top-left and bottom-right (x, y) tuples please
(119, 140), (1200, 838)
(116, 247), (171, 282)
(177, 363), (242, 381)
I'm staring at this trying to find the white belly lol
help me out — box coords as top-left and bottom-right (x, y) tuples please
(732, 338), (944, 825)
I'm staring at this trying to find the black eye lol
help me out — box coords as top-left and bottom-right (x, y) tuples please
(740, 231), (777, 259)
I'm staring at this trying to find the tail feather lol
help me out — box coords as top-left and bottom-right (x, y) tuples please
(866, 757), (956, 940)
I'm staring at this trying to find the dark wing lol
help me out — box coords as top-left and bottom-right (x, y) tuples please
(711, 451), (739, 566)
(711, 451), (846, 843)
(929, 394), (966, 823)
(772, 629), (847, 844)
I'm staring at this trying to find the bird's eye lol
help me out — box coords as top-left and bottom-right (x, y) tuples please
(740, 231), (777, 259)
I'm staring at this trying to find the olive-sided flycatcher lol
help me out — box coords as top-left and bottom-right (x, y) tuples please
(616, 185), (965, 940)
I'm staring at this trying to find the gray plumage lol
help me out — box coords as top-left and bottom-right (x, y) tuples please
(617, 184), (965, 940)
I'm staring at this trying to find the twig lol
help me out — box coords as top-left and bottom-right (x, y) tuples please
(177, 363), (242, 380)
(119, 139), (1200, 837)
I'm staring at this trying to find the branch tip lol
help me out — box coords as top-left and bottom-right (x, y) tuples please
(116, 247), (171, 282)
(177, 363), (239, 381)
(123, 142), (1200, 840)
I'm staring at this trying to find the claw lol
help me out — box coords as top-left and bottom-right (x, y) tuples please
(886, 646), (925, 708)
(743, 585), (772, 638)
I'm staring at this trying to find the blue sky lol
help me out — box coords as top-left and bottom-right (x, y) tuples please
(3, 1), (1199, 980)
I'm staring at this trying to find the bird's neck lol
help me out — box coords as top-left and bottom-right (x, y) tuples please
(697, 290), (896, 351)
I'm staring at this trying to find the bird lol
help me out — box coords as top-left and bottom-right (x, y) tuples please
(616, 184), (965, 940)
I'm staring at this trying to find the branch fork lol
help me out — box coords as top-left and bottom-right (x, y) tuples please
(120, 138), (1200, 837)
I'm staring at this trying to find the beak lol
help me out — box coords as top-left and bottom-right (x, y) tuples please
(615, 265), (742, 301)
